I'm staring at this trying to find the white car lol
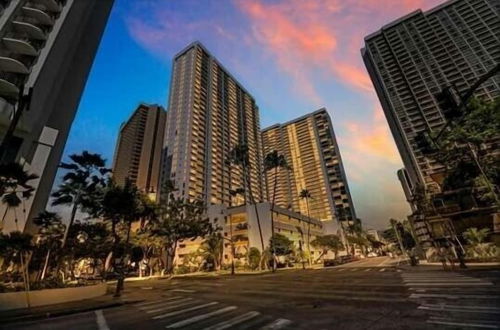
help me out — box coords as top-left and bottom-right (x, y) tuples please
(367, 252), (378, 258)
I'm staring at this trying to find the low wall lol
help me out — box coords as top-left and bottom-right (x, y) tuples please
(0, 283), (107, 311)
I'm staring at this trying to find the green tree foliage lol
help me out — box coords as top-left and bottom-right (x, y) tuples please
(33, 211), (65, 280)
(311, 234), (344, 260)
(247, 247), (261, 270)
(269, 233), (294, 256)
(199, 232), (223, 271)
(51, 151), (110, 244)
(0, 231), (33, 280)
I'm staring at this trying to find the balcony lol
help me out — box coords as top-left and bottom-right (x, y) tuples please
(2, 37), (38, 56)
(12, 21), (46, 40)
(0, 77), (20, 100)
(0, 56), (29, 74)
(29, 0), (61, 13)
(21, 7), (55, 26)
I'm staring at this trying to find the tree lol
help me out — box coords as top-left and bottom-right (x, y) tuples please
(463, 227), (490, 245)
(311, 234), (344, 261)
(247, 247), (261, 270)
(33, 211), (65, 280)
(0, 162), (38, 230)
(299, 189), (313, 266)
(0, 231), (33, 288)
(269, 233), (294, 257)
(199, 233), (223, 271)
(51, 151), (110, 246)
(100, 180), (143, 296)
(227, 144), (265, 257)
(264, 150), (289, 271)
(152, 181), (214, 275)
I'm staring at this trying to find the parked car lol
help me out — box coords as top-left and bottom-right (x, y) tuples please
(323, 259), (338, 267)
(367, 252), (378, 258)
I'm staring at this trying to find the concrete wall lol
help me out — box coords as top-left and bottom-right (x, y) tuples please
(0, 283), (107, 311)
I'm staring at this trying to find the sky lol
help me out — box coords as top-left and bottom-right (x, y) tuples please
(61, 0), (444, 230)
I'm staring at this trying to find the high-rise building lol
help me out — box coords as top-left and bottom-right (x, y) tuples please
(262, 109), (357, 227)
(0, 0), (115, 233)
(161, 41), (265, 205)
(362, 0), (499, 242)
(112, 104), (166, 199)
(362, 0), (499, 196)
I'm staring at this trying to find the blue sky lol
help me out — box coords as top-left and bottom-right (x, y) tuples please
(60, 0), (443, 229)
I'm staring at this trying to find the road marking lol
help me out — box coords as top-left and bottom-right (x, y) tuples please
(350, 268), (358, 272)
(170, 289), (196, 293)
(421, 304), (499, 311)
(136, 296), (181, 307)
(139, 297), (187, 310)
(165, 306), (237, 328)
(337, 268), (347, 272)
(364, 268), (371, 272)
(405, 282), (492, 287)
(146, 298), (195, 313)
(203, 311), (261, 330)
(95, 310), (110, 330)
(403, 279), (485, 283)
(379, 268), (385, 272)
(396, 269), (402, 272)
(419, 305), (499, 314)
(410, 293), (500, 299)
(153, 301), (219, 320)
(427, 320), (500, 329)
(260, 318), (293, 329)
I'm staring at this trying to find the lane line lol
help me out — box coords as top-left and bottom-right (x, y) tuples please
(379, 268), (385, 272)
(404, 283), (492, 287)
(364, 268), (371, 272)
(350, 268), (358, 272)
(260, 318), (293, 329)
(421, 304), (499, 311)
(170, 289), (196, 293)
(427, 320), (500, 329)
(165, 306), (237, 328)
(410, 293), (500, 299)
(139, 298), (188, 311)
(146, 298), (196, 314)
(203, 311), (261, 330)
(153, 301), (219, 320)
(95, 310), (110, 330)
(135, 296), (182, 307)
(418, 306), (499, 314)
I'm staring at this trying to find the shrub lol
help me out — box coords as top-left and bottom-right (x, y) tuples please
(248, 247), (261, 270)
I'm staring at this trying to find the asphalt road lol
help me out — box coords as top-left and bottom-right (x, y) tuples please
(7, 257), (500, 330)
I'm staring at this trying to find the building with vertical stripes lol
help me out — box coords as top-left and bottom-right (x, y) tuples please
(262, 109), (357, 228)
(112, 103), (166, 200)
(161, 41), (265, 206)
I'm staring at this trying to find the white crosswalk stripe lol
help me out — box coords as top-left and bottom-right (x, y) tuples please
(260, 318), (293, 329)
(153, 301), (219, 320)
(403, 271), (499, 329)
(203, 311), (261, 330)
(135, 295), (294, 329)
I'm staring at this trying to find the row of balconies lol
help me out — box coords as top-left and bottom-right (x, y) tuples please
(0, 0), (61, 101)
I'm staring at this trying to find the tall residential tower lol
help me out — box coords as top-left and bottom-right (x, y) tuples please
(161, 42), (265, 205)
(362, 0), (499, 197)
(262, 109), (357, 227)
(0, 0), (115, 233)
(112, 104), (166, 199)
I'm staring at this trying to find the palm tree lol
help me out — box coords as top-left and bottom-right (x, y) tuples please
(52, 151), (110, 247)
(199, 233), (223, 271)
(299, 189), (313, 266)
(0, 162), (38, 230)
(227, 144), (265, 255)
(33, 211), (65, 280)
(264, 150), (289, 271)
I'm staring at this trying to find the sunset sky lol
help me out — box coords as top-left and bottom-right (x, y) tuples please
(62, 0), (444, 230)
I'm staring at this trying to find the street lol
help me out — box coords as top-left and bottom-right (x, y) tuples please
(6, 257), (500, 330)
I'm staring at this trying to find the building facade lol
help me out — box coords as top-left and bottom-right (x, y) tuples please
(362, 0), (499, 243)
(112, 103), (166, 199)
(0, 0), (114, 233)
(261, 109), (357, 230)
(175, 203), (325, 268)
(362, 0), (499, 195)
(161, 41), (265, 205)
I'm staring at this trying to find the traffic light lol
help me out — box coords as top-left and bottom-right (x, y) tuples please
(414, 131), (436, 155)
(435, 86), (462, 120)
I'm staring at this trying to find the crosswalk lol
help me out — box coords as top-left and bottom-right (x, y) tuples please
(402, 271), (500, 329)
(132, 296), (292, 329)
(326, 267), (399, 272)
